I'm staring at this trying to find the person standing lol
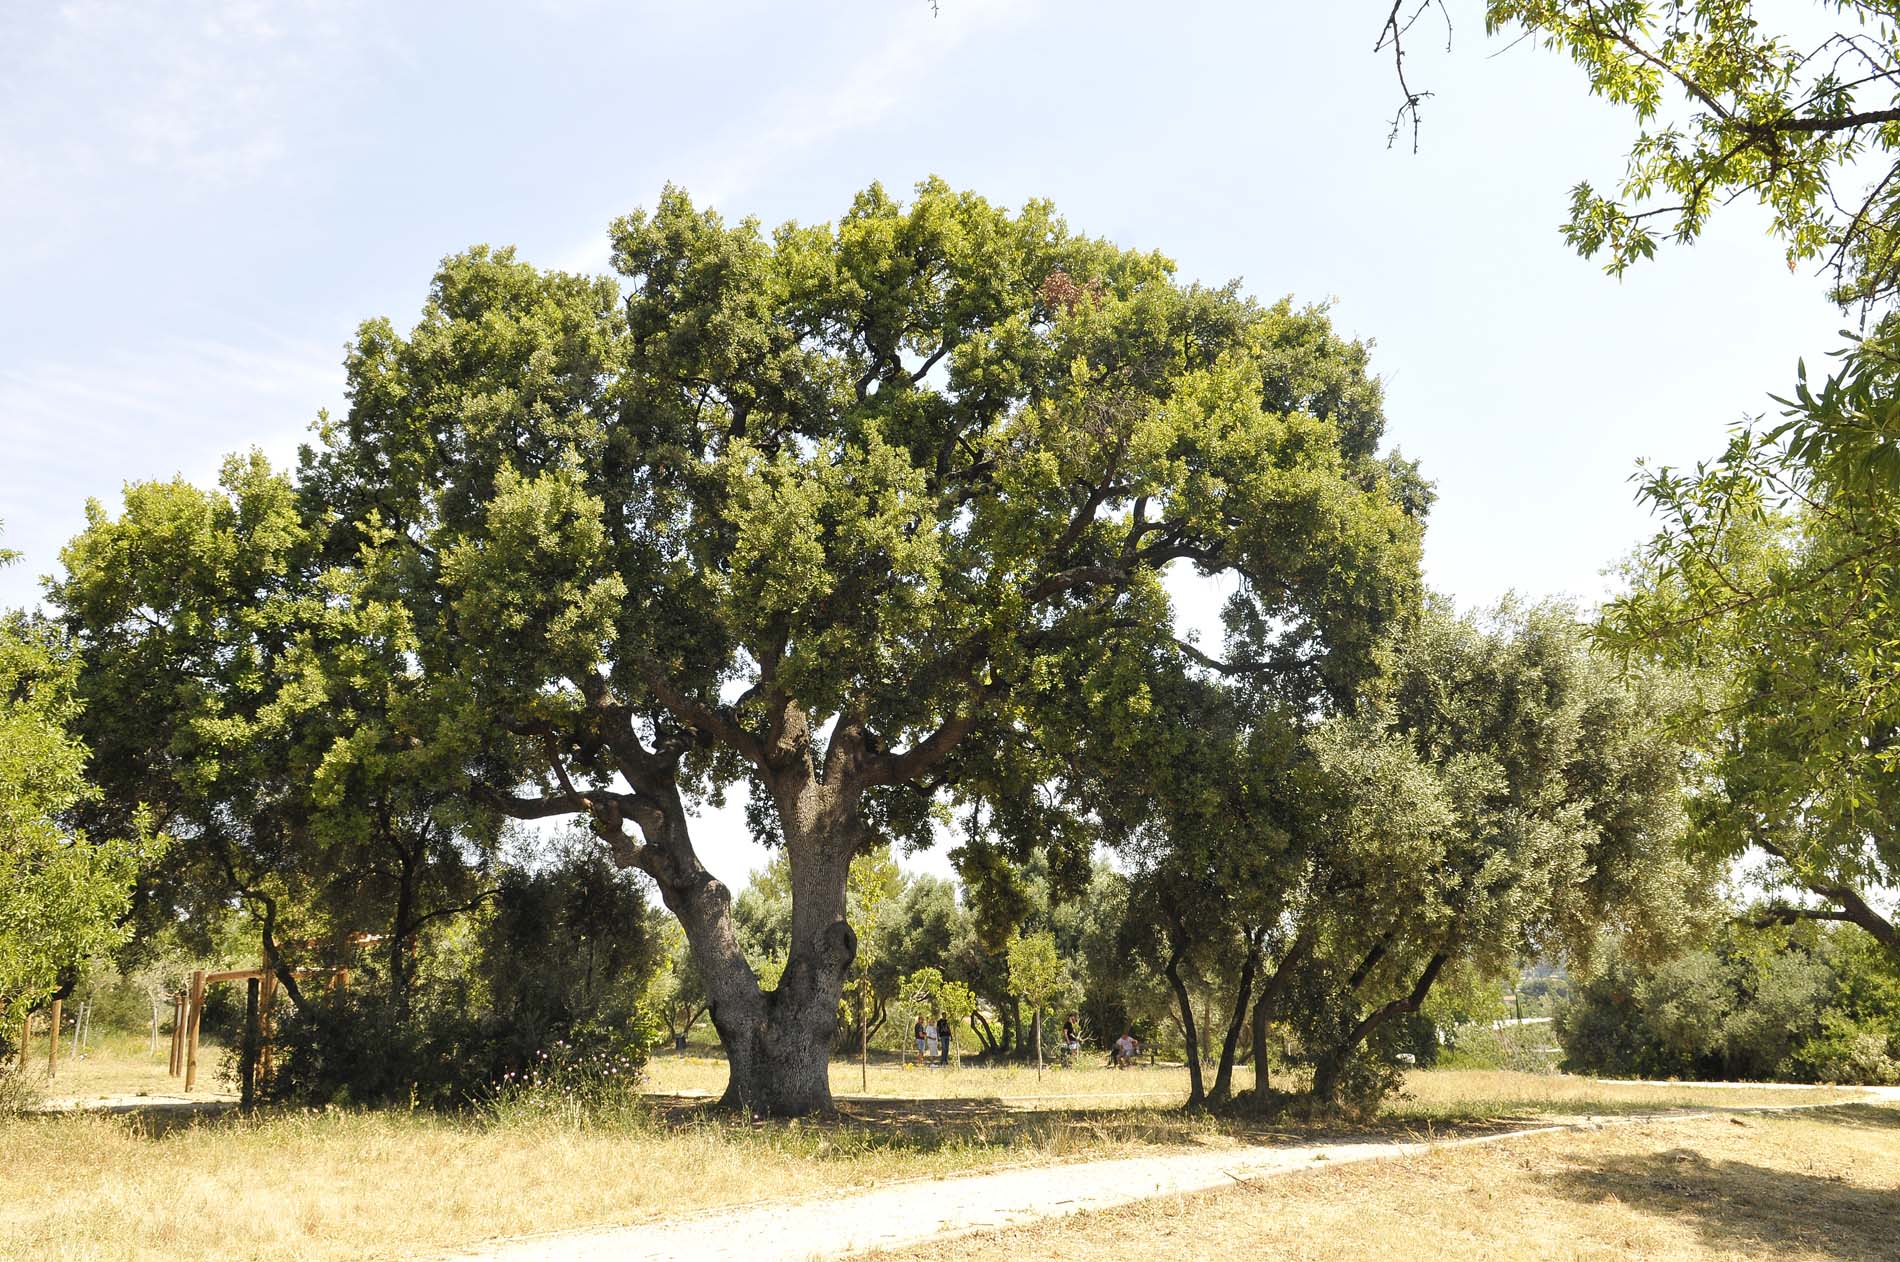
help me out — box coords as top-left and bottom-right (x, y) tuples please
(936, 1013), (952, 1066)
(913, 1015), (929, 1063)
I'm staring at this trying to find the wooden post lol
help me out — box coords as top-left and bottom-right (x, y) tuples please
(183, 970), (205, 1092)
(240, 977), (260, 1112)
(169, 993), (185, 1077)
(46, 998), (61, 1078)
(16, 1012), (29, 1072)
(259, 970), (278, 1080)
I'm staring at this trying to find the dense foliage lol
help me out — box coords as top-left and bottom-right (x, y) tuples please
(266, 850), (658, 1108)
(0, 538), (157, 1030)
(274, 178), (1426, 1114)
(1602, 341), (1900, 962)
(1558, 919), (1900, 1083)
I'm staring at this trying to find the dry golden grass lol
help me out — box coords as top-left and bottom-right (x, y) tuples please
(0, 1057), (1874, 1262)
(1387, 1068), (1866, 1121)
(0, 1099), (1231, 1262)
(857, 1104), (1900, 1262)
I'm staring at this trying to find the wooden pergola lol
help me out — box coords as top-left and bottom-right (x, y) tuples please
(172, 961), (348, 1095)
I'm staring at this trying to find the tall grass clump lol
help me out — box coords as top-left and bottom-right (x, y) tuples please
(0, 1064), (40, 1117)
(482, 1041), (654, 1133)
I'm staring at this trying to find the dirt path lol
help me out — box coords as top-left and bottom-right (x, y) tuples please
(33, 1089), (238, 1114)
(439, 1096), (1887, 1262)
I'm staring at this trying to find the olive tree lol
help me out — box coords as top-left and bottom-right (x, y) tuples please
(1300, 599), (1705, 1105)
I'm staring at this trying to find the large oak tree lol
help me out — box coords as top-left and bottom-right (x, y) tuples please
(301, 179), (1424, 1115)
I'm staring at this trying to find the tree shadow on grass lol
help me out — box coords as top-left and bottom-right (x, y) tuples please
(643, 1092), (1528, 1163)
(1548, 1135), (1900, 1261)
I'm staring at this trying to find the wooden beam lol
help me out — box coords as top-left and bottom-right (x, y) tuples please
(204, 969), (269, 984)
(168, 993), (183, 1076)
(16, 1012), (29, 1072)
(46, 998), (61, 1078)
(183, 970), (205, 1092)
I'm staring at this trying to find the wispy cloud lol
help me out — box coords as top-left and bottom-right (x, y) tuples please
(0, 334), (344, 606)
(549, 0), (1037, 275)
(0, 1), (374, 264)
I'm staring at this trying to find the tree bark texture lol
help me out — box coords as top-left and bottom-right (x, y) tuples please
(1250, 929), (1314, 1103)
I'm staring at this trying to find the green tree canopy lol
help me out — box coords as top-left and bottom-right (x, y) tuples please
(296, 178), (1425, 1114)
(1603, 366), (1900, 959)
(0, 538), (158, 1028)
(52, 456), (500, 1012)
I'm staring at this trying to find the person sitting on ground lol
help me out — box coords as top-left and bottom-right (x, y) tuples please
(936, 1013), (952, 1065)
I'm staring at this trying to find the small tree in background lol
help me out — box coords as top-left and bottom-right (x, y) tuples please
(646, 917), (707, 1050)
(843, 848), (902, 1090)
(897, 966), (945, 1067)
(1007, 931), (1068, 1079)
(938, 979), (977, 1068)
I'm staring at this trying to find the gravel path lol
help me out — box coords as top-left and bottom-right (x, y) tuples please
(439, 1094), (1889, 1262)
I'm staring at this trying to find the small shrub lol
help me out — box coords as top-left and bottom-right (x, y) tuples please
(1796, 1014), (1900, 1085)
(0, 1065), (40, 1118)
(482, 1039), (653, 1132)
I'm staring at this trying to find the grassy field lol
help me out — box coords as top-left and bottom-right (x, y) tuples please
(859, 1104), (1900, 1262)
(15, 1030), (232, 1103)
(0, 1050), (1876, 1262)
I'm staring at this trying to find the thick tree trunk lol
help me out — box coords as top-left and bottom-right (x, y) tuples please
(1163, 941), (1205, 1109)
(558, 701), (891, 1117)
(1312, 952), (1447, 1104)
(1208, 929), (1262, 1105)
(688, 818), (855, 1117)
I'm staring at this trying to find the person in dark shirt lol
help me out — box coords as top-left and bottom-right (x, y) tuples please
(936, 1014), (952, 1065)
(913, 1016), (929, 1063)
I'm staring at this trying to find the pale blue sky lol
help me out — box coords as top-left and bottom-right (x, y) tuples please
(0, 0), (1846, 885)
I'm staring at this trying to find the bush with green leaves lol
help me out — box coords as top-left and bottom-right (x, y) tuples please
(1558, 917), (1900, 1084)
(266, 851), (658, 1108)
